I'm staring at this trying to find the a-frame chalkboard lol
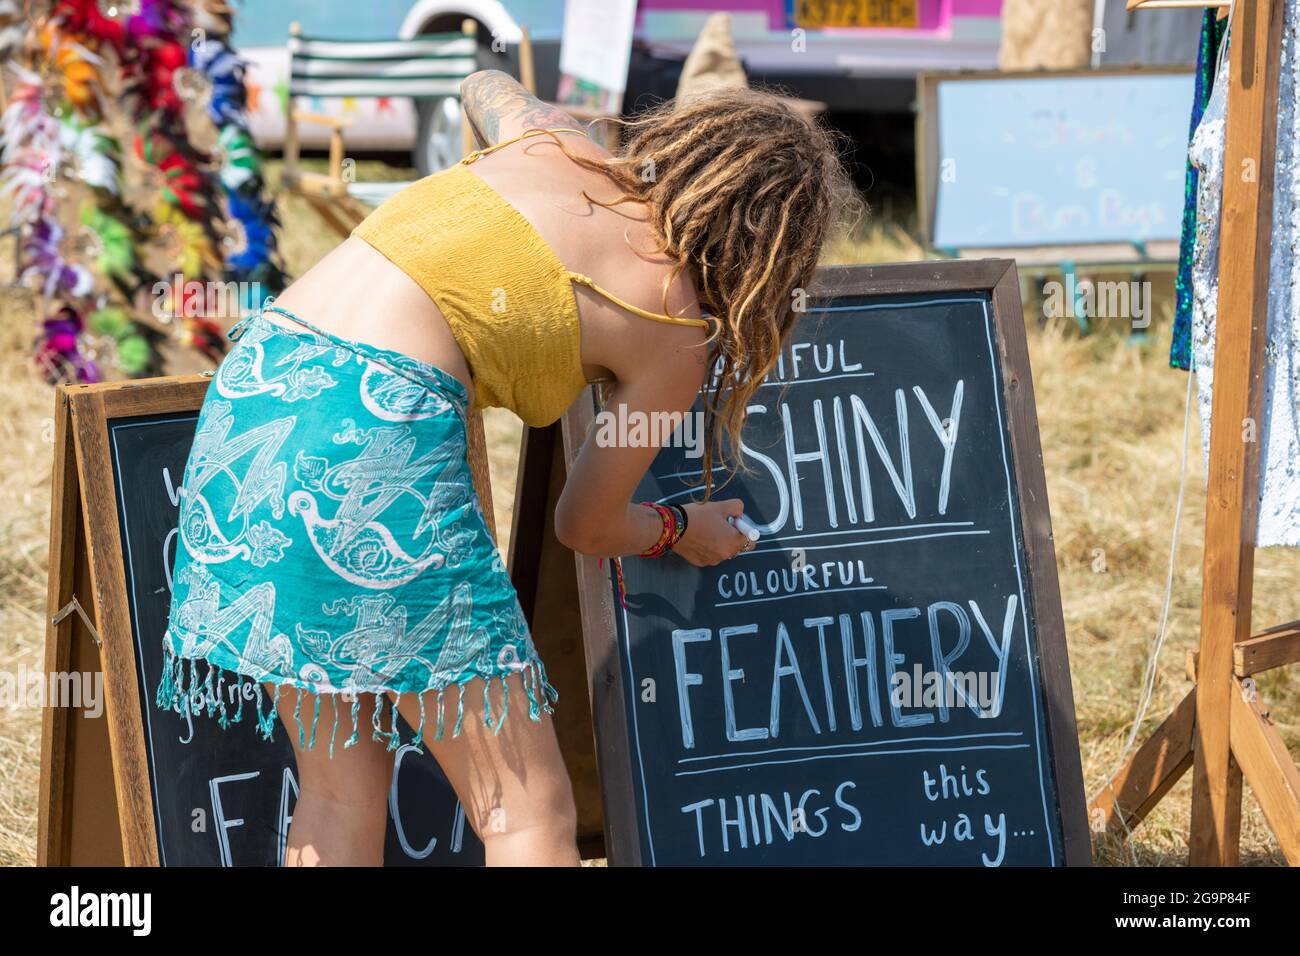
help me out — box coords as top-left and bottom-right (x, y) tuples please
(38, 376), (493, 866)
(516, 261), (1090, 866)
(39, 260), (1089, 868)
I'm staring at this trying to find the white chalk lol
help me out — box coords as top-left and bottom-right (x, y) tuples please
(728, 514), (761, 541)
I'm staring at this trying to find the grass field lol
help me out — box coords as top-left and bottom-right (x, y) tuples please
(0, 157), (1295, 866)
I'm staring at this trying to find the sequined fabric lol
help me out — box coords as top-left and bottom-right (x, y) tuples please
(1171, 10), (1230, 370)
(1191, 3), (1300, 548)
(1188, 23), (1229, 428)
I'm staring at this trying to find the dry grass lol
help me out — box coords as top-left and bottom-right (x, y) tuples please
(0, 282), (55, 866)
(0, 158), (1295, 866)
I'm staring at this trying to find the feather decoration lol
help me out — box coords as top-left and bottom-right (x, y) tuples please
(188, 20), (285, 301)
(80, 201), (135, 279)
(125, 0), (189, 42)
(35, 305), (100, 384)
(50, 0), (128, 52)
(59, 117), (119, 193)
(153, 200), (216, 278)
(135, 129), (215, 220)
(39, 26), (106, 116)
(190, 37), (247, 129)
(21, 218), (96, 299)
(90, 307), (151, 375)
(223, 188), (276, 271)
(7, 0), (284, 379)
(191, 0), (234, 38)
(215, 124), (259, 190)
(0, 69), (61, 223)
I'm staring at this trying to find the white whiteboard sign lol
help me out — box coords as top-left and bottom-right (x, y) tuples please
(558, 0), (637, 112)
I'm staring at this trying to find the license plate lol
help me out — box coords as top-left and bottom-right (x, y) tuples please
(793, 0), (919, 30)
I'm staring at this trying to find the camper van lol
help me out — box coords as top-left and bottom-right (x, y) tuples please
(234, 0), (1004, 174)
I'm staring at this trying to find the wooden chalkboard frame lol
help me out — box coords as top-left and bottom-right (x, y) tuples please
(560, 260), (1091, 866)
(40, 375), (211, 866)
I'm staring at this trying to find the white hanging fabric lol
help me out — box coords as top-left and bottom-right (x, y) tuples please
(1190, 1), (1300, 548)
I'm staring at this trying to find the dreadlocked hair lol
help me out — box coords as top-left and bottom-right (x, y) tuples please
(546, 86), (862, 498)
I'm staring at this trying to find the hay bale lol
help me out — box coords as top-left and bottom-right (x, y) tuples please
(675, 12), (747, 102)
(998, 0), (1094, 71)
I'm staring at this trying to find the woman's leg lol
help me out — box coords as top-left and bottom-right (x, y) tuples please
(273, 686), (396, 866)
(394, 674), (580, 866)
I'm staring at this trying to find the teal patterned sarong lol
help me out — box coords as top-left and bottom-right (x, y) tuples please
(156, 304), (557, 755)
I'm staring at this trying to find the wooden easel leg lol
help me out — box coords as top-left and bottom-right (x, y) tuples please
(1090, 688), (1196, 837)
(1231, 681), (1300, 863)
(1186, 0), (1284, 868)
(300, 195), (356, 240)
(507, 424), (557, 624)
(465, 408), (496, 541)
(1189, 672), (1243, 865)
(504, 419), (606, 859)
(1077, 0), (1299, 865)
(339, 198), (368, 229)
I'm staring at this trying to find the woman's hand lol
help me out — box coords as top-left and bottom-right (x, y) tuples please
(672, 499), (754, 567)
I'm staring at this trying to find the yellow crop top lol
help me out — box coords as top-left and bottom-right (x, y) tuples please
(350, 127), (712, 428)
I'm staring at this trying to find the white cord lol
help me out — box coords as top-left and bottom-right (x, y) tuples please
(1118, 364), (1197, 767)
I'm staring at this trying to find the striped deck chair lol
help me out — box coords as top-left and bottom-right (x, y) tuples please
(280, 20), (479, 237)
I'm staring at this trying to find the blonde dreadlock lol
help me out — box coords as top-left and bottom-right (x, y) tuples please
(550, 87), (861, 497)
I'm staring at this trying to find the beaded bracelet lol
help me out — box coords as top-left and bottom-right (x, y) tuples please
(604, 502), (686, 609)
(638, 501), (680, 558)
(668, 503), (688, 545)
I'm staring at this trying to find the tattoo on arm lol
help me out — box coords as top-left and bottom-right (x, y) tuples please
(461, 70), (579, 147)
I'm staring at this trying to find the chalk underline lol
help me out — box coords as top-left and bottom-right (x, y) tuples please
(715, 583), (886, 608)
(764, 520), (975, 544)
(740, 527), (991, 557)
(677, 731), (1026, 765)
(758, 371), (876, 388)
(673, 742), (1031, 777)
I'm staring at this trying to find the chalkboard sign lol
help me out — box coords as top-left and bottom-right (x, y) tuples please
(41, 378), (483, 866)
(917, 68), (1193, 253)
(567, 261), (1089, 866)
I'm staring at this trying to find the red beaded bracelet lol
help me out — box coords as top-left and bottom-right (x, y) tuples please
(638, 501), (680, 558)
(603, 502), (684, 609)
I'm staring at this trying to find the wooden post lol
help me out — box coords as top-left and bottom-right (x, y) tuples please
(1086, 0), (1300, 867)
(327, 128), (344, 185)
(519, 27), (537, 95)
(460, 19), (478, 156)
(1188, 0), (1283, 867)
(283, 22), (301, 179)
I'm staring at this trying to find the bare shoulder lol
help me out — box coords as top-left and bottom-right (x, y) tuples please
(574, 179), (702, 326)
(587, 248), (709, 396)
(593, 230), (704, 330)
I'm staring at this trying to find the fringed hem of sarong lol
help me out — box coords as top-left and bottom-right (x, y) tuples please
(153, 643), (559, 759)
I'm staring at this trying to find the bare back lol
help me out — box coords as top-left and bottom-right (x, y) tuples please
(268, 136), (702, 406)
